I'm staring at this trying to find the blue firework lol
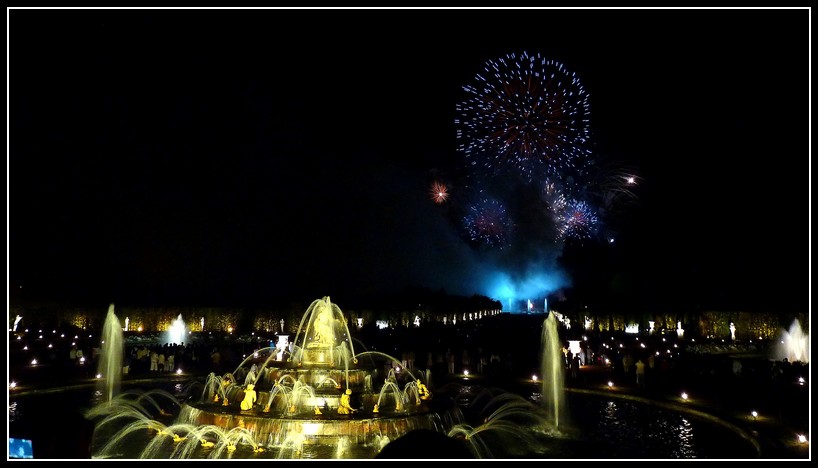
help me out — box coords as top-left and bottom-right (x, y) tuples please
(464, 198), (513, 248)
(556, 199), (599, 240)
(456, 51), (592, 180)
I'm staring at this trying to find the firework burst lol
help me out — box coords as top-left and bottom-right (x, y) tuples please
(456, 51), (592, 180)
(429, 181), (449, 204)
(556, 199), (598, 240)
(542, 177), (567, 214)
(464, 198), (513, 249)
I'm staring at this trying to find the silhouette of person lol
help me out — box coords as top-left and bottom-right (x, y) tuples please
(635, 359), (646, 389)
(571, 354), (581, 379)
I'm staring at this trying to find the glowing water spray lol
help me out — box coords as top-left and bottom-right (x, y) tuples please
(541, 312), (567, 429)
(773, 319), (809, 363)
(166, 315), (187, 345)
(98, 304), (123, 403)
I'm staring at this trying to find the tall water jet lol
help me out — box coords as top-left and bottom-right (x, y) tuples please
(540, 312), (567, 430)
(290, 296), (357, 380)
(98, 303), (124, 403)
(773, 319), (809, 363)
(165, 314), (188, 345)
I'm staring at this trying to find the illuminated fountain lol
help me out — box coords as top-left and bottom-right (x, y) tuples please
(772, 319), (809, 363)
(87, 296), (458, 459)
(432, 312), (571, 458)
(79, 298), (762, 459)
(14, 299), (767, 459)
(541, 312), (568, 430)
(98, 304), (123, 403)
(165, 314), (188, 345)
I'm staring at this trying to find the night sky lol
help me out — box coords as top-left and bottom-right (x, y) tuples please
(9, 8), (810, 314)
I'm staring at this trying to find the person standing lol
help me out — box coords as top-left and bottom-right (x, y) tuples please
(622, 353), (633, 375)
(446, 350), (455, 374)
(122, 349), (132, 376)
(635, 358), (646, 389)
(478, 352), (487, 374)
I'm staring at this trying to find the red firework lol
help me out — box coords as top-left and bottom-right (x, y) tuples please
(430, 181), (449, 204)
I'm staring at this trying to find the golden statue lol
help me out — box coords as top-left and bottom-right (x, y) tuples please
(417, 380), (431, 400)
(337, 388), (356, 414)
(240, 384), (257, 410)
(313, 305), (334, 346)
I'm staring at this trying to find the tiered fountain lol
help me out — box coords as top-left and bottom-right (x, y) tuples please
(88, 297), (459, 459)
(46, 302), (763, 459)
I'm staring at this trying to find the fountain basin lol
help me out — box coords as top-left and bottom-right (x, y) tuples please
(180, 403), (451, 444)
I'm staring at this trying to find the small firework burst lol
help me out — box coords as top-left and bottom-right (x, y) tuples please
(556, 199), (598, 240)
(430, 181), (449, 204)
(542, 178), (567, 214)
(464, 198), (513, 248)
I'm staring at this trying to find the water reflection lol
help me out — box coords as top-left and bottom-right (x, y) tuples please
(592, 399), (701, 458)
(9, 401), (19, 422)
(671, 417), (694, 458)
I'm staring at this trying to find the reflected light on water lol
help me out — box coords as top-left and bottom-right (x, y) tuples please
(9, 401), (19, 421)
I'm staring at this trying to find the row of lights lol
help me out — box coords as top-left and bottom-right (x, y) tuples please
(10, 366), (186, 391)
(16, 334), (92, 340)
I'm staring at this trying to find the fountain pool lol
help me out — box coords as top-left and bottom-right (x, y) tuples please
(85, 297), (466, 459)
(7, 303), (772, 459)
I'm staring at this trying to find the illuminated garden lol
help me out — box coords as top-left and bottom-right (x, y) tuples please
(8, 297), (810, 459)
(9, 8), (809, 461)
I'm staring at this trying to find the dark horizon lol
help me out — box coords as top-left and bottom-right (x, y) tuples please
(9, 8), (810, 315)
